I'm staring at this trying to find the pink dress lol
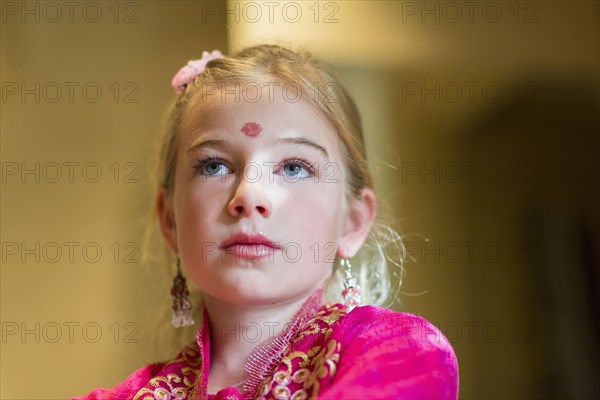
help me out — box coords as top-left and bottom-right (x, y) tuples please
(73, 290), (459, 399)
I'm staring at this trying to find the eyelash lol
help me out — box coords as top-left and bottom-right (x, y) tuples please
(283, 158), (315, 175)
(192, 156), (316, 177)
(193, 156), (224, 174)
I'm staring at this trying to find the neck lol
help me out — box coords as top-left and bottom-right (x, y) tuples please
(202, 289), (323, 392)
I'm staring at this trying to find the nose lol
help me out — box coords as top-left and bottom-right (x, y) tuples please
(227, 166), (272, 218)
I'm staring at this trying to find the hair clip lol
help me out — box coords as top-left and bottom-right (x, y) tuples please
(171, 50), (223, 93)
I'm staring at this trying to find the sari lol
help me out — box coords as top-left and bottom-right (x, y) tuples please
(74, 290), (459, 399)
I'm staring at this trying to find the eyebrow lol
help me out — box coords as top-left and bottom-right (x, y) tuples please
(186, 137), (329, 159)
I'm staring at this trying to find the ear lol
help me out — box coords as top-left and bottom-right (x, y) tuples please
(157, 189), (179, 253)
(338, 188), (377, 258)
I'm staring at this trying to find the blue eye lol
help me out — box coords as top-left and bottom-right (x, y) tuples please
(281, 159), (314, 179)
(193, 157), (315, 179)
(194, 157), (232, 176)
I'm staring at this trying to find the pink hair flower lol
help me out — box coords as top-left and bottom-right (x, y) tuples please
(171, 50), (223, 93)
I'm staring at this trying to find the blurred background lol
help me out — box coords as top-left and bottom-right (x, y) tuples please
(1, 1), (598, 399)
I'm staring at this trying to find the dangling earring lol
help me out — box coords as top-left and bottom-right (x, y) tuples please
(341, 257), (361, 312)
(171, 257), (195, 328)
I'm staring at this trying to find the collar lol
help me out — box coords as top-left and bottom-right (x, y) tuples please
(194, 289), (325, 399)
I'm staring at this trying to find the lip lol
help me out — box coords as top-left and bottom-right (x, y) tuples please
(223, 244), (277, 261)
(221, 232), (281, 261)
(221, 232), (281, 250)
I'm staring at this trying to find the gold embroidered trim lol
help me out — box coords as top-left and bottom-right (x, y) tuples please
(257, 304), (346, 400)
(132, 342), (201, 400)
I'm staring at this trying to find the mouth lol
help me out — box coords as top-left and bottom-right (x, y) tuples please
(221, 232), (280, 249)
(221, 232), (281, 260)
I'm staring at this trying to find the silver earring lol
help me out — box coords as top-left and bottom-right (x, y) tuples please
(341, 257), (361, 312)
(170, 257), (195, 328)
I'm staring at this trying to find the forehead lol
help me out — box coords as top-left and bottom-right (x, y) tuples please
(179, 82), (341, 150)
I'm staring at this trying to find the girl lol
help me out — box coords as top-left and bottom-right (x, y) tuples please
(75, 44), (459, 400)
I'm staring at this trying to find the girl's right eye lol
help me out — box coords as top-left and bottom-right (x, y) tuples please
(193, 157), (232, 176)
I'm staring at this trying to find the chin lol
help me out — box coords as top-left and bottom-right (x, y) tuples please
(200, 275), (275, 304)
(215, 290), (282, 306)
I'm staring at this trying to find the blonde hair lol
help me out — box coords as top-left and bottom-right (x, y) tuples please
(151, 44), (405, 307)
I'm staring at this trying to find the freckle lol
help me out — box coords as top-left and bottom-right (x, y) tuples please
(241, 122), (263, 137)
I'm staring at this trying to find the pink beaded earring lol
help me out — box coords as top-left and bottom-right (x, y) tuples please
(341, 257), (361, 312)
(171, 257), (195, 328)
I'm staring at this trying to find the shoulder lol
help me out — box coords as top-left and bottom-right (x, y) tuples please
(322, 305), (459, 399)
(71, 362), (166, 400)
(71, 340), (202, 400)
(339, 305), (455, 353)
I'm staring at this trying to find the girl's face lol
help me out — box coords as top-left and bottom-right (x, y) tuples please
(159, 83), (368, 306)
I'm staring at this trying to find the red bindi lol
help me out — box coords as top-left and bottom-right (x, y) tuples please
(240, 122), (263, 137)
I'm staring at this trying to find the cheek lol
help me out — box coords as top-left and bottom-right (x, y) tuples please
(285, 183), (344, 235)
(175, 182), (228, 235)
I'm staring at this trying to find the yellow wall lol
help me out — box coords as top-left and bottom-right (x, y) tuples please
(1, 2), (227, 398)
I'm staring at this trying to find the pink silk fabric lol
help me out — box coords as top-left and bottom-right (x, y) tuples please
(73, 291), (459, 399)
